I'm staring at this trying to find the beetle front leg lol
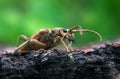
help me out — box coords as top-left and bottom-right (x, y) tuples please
(65, 34), (74, 51)
(68, 41), (73, 51)
(57, 36), (74, 62)
(57, 36), (70, 52)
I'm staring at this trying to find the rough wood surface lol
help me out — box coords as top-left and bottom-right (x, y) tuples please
(0, 42), (120, 79)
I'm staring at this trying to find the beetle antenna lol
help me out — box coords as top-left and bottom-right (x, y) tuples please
(71, 29), (102, 42)
(82, 29), (102, 41)
(70, 26), (83, 35)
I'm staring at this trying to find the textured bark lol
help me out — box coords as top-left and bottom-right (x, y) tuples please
(0, 42), (120, 79)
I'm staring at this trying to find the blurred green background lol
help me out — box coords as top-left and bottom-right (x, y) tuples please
(0, 0), (120, 46)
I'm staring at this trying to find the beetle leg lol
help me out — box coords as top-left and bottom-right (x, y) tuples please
(57, 36), (74, 62)
(64, 34), (74, 51)
(14, 39), (46, 52)
(16, 35), (28, 47)
(57, 36), (70, 52)
(15, 41), (29, 52)
(68, 41), (73, 51)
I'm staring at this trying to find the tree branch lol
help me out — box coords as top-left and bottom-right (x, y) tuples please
(0, 42), (120, 79)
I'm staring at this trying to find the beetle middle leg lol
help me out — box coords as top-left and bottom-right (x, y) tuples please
(15, 39), (46, 52)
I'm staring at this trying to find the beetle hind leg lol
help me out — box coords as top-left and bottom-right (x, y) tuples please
(14, 39), (46, 52)
(16, 35), (28, 47)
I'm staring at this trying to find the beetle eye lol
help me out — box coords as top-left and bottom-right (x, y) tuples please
(63, 29), (67, 33)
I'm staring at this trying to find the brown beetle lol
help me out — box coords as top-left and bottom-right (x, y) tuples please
(15, 26), (102, 61)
